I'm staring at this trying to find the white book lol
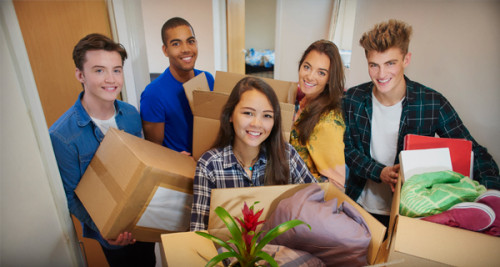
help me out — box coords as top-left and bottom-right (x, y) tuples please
(399, 148), (453, 181)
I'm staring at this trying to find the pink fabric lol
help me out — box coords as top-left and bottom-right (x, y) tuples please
(262, 184), (371, 267)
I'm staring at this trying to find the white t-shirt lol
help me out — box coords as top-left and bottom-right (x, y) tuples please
(91, 110), (118, 135)
(357, 93), (403, 215)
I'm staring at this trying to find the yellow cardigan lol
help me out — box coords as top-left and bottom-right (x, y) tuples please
(290, 108), (346, 189)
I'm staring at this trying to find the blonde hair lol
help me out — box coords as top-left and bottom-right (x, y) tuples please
(359, 19), (413, 55)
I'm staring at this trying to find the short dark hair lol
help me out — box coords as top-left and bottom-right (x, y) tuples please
(72, 33), (127, 70)
(359, 19), (413, 55)
(161, 17), (195, 46)
(213, 77), (290, 185)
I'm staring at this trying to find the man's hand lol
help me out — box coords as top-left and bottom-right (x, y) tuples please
(106, 232), (136, 246)
(380, 164), (400, 192)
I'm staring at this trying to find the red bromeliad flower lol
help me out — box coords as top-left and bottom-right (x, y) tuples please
(195, 200), (310, 267)
(235, 202), (266, 253)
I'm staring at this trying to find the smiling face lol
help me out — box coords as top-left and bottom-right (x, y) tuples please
(230, 89), (275, 153)
(298, 50), (330, 100)
(162, 25), (198, 75)
(76, 50), (123, 106)
(367, 47), (411, 104)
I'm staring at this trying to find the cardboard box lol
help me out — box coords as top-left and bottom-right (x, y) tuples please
(75, 128), (197, 242)
(382, 149), (500, 266)
(184, 71), (297, 160)
(161, 183), (387, 266)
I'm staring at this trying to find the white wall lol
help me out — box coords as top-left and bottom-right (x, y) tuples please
(274, 0), (333, 82)
(348, 0), (500, 164)
(141, 0), (215, 75)
(0, 2), (80, 266)
(245, 0), (276, 50)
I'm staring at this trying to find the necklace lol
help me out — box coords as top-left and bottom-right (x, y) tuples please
(234, 153), (259, 171)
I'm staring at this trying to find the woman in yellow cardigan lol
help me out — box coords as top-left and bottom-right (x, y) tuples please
(290, 40), (346, 189)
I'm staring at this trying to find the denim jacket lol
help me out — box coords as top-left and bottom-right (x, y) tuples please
(49, 92), (142, 248)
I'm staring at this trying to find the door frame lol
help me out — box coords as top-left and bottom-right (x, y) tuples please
(1, 1), (83, 265)
(1, 0), (149, 265)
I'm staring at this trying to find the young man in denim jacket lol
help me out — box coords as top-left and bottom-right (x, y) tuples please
(49, 34), (155, 266)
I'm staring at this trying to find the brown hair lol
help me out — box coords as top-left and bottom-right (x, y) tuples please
(72, 33), (127, 71)
(213, 77), (290, 185)
(295, 40), (345, 145)
(359, 19), (413, 55)
(161, 17), (195, 46)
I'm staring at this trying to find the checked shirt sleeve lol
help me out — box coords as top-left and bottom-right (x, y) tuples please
(342, 91), (385, 184)
(436, 97), (500, 189)
(287, 143), (317, 184)
(190, 156), (216, 231)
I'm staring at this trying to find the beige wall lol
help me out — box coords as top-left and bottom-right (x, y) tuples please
(1, 2), (78, 265)
(274, 0), (333, 82)
(141, 0), (215, 75)
(348, 0), (500, 163)
(245, 0), (276, 50)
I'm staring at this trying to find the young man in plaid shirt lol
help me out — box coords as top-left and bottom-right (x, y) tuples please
(343, 19), (500, 227)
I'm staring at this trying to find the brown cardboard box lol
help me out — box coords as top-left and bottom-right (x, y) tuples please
(184, 71), (297, 160)
(75, 128), (197, 242)
(161, 183), (387, 266)
(382, 149), (500, 266)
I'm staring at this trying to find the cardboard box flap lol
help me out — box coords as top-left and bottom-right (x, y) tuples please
(192, 90), (228, 119)
(214, 71), (297, 104)
(162, 231), (222, 267)
(280, 102), (295, 140)
(391, 216), (500, 266)
(107, 128), (197, 178)
(183, 72), (210, 112)
(208, 183), (386, 265)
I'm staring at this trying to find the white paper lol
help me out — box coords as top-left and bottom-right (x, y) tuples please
(136, 187), (192, 231)
(399, 148), (453, 181)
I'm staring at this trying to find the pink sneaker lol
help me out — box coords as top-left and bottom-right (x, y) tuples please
(475, 190), (500, 236)
(421, 202), (495, 232)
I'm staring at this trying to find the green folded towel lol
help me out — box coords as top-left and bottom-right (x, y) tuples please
(400, 170), (486, 217)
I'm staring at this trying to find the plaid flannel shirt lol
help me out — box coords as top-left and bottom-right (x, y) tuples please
(190, 143), (316, 231)
(343, 76), (500, 201)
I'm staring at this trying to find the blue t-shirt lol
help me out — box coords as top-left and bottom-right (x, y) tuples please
(140, 67), (214, 153)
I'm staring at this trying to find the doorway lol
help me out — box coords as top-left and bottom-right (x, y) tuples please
(244, 0), (276, 79)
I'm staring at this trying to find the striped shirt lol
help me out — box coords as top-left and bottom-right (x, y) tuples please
(190, 143), (316, 231)
(343, 76), (500, 202)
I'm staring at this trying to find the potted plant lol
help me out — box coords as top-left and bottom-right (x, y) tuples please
(195, 202), (310, 267)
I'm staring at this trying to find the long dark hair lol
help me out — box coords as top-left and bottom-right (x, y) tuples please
(213, 77), (290, 185)
(296, 40), (345, 145)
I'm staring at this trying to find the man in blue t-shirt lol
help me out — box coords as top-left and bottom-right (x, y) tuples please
(140, 17), (214, 155)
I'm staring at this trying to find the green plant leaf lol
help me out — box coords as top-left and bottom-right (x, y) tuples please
(205, 251), (239, 267)
(214, 206), (246, 254)
(195, 231), (236, 254)
(254, 219), (310, 253)
(253, 251), (279, 267)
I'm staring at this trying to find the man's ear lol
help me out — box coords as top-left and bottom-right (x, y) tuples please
(162, 44), (169, 57)
(75, 68), (85, 83)
(403, 52), (412, 68)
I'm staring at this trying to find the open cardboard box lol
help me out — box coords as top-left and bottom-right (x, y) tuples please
(184, 71), (296, 160)
(382, 148), (500, 266)
(161, 183), (387, 266)
(75, 128), (197, 242)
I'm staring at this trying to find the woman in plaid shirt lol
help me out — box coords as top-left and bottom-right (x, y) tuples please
(190, 77), (316, 231)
